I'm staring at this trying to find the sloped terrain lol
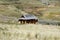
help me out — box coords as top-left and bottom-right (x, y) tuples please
(0, 0), (60, 24)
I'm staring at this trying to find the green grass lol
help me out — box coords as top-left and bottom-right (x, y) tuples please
(0, 0), (60, 24)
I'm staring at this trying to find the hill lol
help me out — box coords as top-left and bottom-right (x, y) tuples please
(0, 0), (60, 23)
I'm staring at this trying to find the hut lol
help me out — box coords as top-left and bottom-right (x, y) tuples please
(18, 14), (38, 24)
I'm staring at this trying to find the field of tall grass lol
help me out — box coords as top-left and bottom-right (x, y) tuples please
(0, 23), (60, 40)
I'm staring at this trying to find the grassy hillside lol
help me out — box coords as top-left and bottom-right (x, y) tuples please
(0, 24), (60, 40)
(41, 7), (60, 20)
(0, 0), (60, 40)
(0, 0), (60, 24)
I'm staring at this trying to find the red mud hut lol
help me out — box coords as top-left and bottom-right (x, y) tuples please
(18, 14), (38, 24)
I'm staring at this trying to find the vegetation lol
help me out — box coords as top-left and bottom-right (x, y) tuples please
(0, 24), (60, 40)
(0, 0), (60, 40)
(0, 0), (60, 24)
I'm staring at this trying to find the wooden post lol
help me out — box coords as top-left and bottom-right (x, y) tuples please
(22, 21), (23, 24)
(27, 20), (29, 24)
(20, 20), (22, 24)
(24, 20), (26, 24)
(21, 20), (23, 24)
(18, 19), (38, 24)
(26, 20), (29, 24)
(30, 20), (32, 24)
(23, 20), (25, 24)
(33, 20), (36, 24)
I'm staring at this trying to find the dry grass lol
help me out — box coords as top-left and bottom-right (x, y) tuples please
(0, 23), (60, 40)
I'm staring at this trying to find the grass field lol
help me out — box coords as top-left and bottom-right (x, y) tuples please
(0, 0), (60, 40)
(0, 23), (60, 40)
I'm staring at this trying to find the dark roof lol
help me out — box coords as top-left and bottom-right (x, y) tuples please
(19, 14), (38, 20)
